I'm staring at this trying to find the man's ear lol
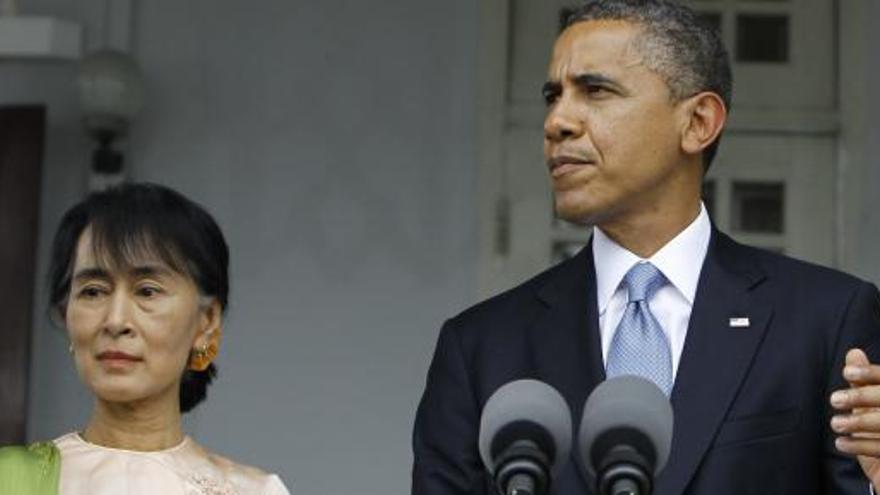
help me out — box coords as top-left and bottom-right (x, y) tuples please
(680, 91), (727, 157)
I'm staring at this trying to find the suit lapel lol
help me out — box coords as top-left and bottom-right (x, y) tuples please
(530, 242), (605, 491)
(654, 231), (773, 495)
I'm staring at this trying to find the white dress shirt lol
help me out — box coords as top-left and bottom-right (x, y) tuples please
(594, 203), (711, 381)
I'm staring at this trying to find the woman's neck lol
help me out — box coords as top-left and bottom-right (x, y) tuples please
(82, 391), (184, 452)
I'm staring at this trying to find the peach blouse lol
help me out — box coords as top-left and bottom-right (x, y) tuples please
(53, 432), (290, 495)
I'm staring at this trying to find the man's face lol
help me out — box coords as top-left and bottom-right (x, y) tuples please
(543, 20), (691, 226)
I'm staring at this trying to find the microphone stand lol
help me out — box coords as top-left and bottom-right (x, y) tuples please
(595, 443), (653, 495)
(506, 473), (536, 495)
(611, 478), (640, 495)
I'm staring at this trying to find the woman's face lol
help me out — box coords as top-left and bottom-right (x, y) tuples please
(65, 229), (220, 407)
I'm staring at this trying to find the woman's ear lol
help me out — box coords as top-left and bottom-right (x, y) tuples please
(680, 91), (727, 157)
(50, 303), (66, 328)
(189, 299), (223, 371)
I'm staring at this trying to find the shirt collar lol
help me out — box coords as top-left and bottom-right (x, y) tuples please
(592, 203), (712, 313)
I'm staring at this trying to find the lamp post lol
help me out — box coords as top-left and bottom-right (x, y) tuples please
(77, 49), (143, 190)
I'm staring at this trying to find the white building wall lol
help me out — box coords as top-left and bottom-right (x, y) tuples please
(12, 1), (479, 493)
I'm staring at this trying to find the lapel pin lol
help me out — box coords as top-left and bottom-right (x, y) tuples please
(729, 317), (750, 328)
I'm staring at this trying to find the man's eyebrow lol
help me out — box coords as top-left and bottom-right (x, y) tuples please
(541, 80), (562, 98)
(542, 73), (628, 99)
(572, 72), (624, 91)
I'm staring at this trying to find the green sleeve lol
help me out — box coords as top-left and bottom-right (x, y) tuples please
(0, 442), (60, 495)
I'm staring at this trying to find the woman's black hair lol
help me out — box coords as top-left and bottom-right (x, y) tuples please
(48, 182), (229, 413)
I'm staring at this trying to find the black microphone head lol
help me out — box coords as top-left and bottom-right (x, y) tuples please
(579, 376), (673, 481)
(478, 379), (573, 479)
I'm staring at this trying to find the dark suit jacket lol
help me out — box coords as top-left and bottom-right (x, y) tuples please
(412, 230), (880, 495)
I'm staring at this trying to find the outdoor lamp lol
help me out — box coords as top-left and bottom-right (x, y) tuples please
(77, 49), (143, 179)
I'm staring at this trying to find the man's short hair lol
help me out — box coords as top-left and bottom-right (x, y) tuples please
(561, 0), (732, 171)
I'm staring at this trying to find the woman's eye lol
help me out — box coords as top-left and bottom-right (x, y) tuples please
(78, 286), (106, 299)
(137, 286), (162, 297)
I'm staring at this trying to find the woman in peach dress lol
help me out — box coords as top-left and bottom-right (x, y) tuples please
(0, 183), (290, 495)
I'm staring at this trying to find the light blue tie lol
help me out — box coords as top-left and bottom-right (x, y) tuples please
(606, 262), (673, 396)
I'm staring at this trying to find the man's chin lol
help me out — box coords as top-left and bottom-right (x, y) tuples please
(556, 215), (592, 227)
(554, 201), (599, 227)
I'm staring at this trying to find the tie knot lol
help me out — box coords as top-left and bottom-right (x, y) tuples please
(623, 262), (666, 302)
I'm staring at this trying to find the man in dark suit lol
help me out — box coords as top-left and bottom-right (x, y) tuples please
(412, 1), (880, 494)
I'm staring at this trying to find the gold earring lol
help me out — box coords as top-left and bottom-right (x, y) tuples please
(189, 345), (212, 371)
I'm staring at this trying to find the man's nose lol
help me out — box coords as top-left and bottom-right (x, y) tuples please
(103, 291), (134, 337)
(544, 100), (583, 142)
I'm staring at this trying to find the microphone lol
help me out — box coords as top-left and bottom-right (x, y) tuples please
(478, 379), (573, 495)
(578, 376), (673, 495)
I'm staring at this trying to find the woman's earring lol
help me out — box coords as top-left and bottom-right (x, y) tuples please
(189, 345), (212, 371)
(68, 343), (74, 355)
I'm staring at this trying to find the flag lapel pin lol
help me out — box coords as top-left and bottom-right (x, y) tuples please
(729, 317), (750, 328)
